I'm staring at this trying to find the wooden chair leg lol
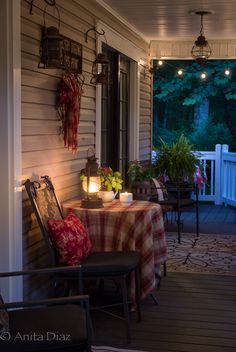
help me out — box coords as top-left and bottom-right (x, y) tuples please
(120, 276), (131, 344)
(163, 261), (167, 277)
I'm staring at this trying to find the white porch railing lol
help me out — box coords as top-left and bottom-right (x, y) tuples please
(197, 144), (236, 206)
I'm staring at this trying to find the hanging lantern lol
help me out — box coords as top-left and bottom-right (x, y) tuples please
(191, 11), (212, 65)
(38, 4), (63, 69)
(81, 152), (103, 209)
(90, 53), (110, 85)
(39, 26), (63, 68)
(85, 26), (111, 85)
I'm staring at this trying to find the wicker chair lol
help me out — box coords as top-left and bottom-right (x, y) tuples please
(24, 176), (141, 343)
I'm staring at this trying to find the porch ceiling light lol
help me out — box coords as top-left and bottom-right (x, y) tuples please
(191, 11), (212, 65)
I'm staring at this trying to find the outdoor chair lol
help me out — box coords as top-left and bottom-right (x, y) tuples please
(131, 178), (199, 243)
(0, 266), (91, 352)
(24, 176), (141, 344)
(150, 181), (199, 243)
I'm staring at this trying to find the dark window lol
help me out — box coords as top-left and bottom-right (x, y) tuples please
(101, 47), (130, 185)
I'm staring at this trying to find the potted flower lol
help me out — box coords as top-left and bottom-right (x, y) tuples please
(98, 167), (123, 202)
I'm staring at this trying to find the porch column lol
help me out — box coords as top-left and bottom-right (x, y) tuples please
(0, 0), (22, 300)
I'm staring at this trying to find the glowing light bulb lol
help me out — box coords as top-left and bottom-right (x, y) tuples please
(225, 69), (230, 75)
(201, 73), (206, 79)
(158, 60), (163, 66)
(177, 69), (183, 76)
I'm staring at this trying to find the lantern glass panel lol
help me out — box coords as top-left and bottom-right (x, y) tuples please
(82, 176), (101, 194)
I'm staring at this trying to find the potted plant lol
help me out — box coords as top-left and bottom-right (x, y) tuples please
(153, 135), (200, 185)
(127, 160), (156, 200)
(97, 167), (123, 202)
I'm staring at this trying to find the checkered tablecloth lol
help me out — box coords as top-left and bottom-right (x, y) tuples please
(63, 199), (167, 300)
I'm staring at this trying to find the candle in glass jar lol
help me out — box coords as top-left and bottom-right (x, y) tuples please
(119, 192), (133, 203)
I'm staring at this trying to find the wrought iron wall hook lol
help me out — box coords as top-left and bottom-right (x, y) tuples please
(85, 26), (105, 43)
(30, 0), (56, 15)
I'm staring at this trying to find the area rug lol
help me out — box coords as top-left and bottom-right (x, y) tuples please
(166, 232), (236, 275)
(92, 347), (147, 352)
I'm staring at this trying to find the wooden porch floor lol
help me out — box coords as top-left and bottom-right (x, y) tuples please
(92, 203), (236, 351)
(92, 273), (236, 352)
(165, 203), (236, 235)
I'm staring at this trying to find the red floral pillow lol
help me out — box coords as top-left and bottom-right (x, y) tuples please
(47, 211), (93, 265)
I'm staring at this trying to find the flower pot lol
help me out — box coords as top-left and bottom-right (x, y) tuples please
(98, 190), (116, 203)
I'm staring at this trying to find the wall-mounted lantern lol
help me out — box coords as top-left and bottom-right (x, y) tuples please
(37, 3), (63, 69)
(85, 26), (111, 85)
(39, 25), (64, 69)
(33, 2), (83, 73)
(90, 53), (110, 85)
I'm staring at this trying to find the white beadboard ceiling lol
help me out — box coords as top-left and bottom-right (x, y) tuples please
(96, 0), (236, 42)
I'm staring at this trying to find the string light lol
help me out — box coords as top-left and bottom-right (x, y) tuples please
(177, 69), (183, 76)
(154, 60), (234, 79)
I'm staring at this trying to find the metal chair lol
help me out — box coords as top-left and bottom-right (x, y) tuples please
(0, 266), (91, 352)
(24, 176), (141, 343)
(150, 182), (199, 243)
(131, 178), (199, 243)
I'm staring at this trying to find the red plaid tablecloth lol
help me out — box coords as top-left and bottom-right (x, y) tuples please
(63, 199), (167, 300)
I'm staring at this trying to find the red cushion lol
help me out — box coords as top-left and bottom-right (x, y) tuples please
(47, 211), (93, 265)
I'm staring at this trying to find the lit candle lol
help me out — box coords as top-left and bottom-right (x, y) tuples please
(119, 192), (133, 203)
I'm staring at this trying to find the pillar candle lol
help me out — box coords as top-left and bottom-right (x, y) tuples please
(119, 192), (133, 203)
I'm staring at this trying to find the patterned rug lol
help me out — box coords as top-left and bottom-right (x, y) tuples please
(92, 347), (147, 352)
(166, 232), (236, 275)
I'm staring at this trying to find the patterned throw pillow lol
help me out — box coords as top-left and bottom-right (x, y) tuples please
(47, 211), (93, 265)
(0, 294), (9, 335)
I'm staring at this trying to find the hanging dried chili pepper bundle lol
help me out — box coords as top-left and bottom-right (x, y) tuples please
(57, 72), (83, 152)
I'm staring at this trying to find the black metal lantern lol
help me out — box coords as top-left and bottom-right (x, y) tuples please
(85, 26), (111, 85)
(191, 11), (212, 65)
(38, 3), (63, 69)
(39, 26), (63, 69)
(90, 53), (110, 85)
(81, 153), (103, 209)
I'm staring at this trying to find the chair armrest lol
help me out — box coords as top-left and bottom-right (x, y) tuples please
(0, 294), (89, 310)
(0, 265), (84, 297)
(0, 265), (82, 278)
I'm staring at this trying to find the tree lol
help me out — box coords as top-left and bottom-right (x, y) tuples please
(153, 60), (236, 150)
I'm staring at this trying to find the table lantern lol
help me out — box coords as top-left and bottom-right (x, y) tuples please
(81, 154), (103, 209)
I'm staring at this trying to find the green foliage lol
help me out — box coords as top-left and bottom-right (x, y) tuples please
(153, 59), (236, 152)
(127, 160), (155, 183)
(153, 60), (236, 105)
(98, 167), (123, 192)
(189, 119), (236, 151)
(154, 135), (200, 183)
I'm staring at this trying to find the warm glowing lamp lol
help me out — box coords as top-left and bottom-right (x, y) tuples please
(81, 153), (103, 209)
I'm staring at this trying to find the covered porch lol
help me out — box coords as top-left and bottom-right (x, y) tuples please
(1, 0), (236, 351)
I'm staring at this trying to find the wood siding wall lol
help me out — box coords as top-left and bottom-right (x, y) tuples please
(21, 0), (151, 297)
(139, 70), (152, 161)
